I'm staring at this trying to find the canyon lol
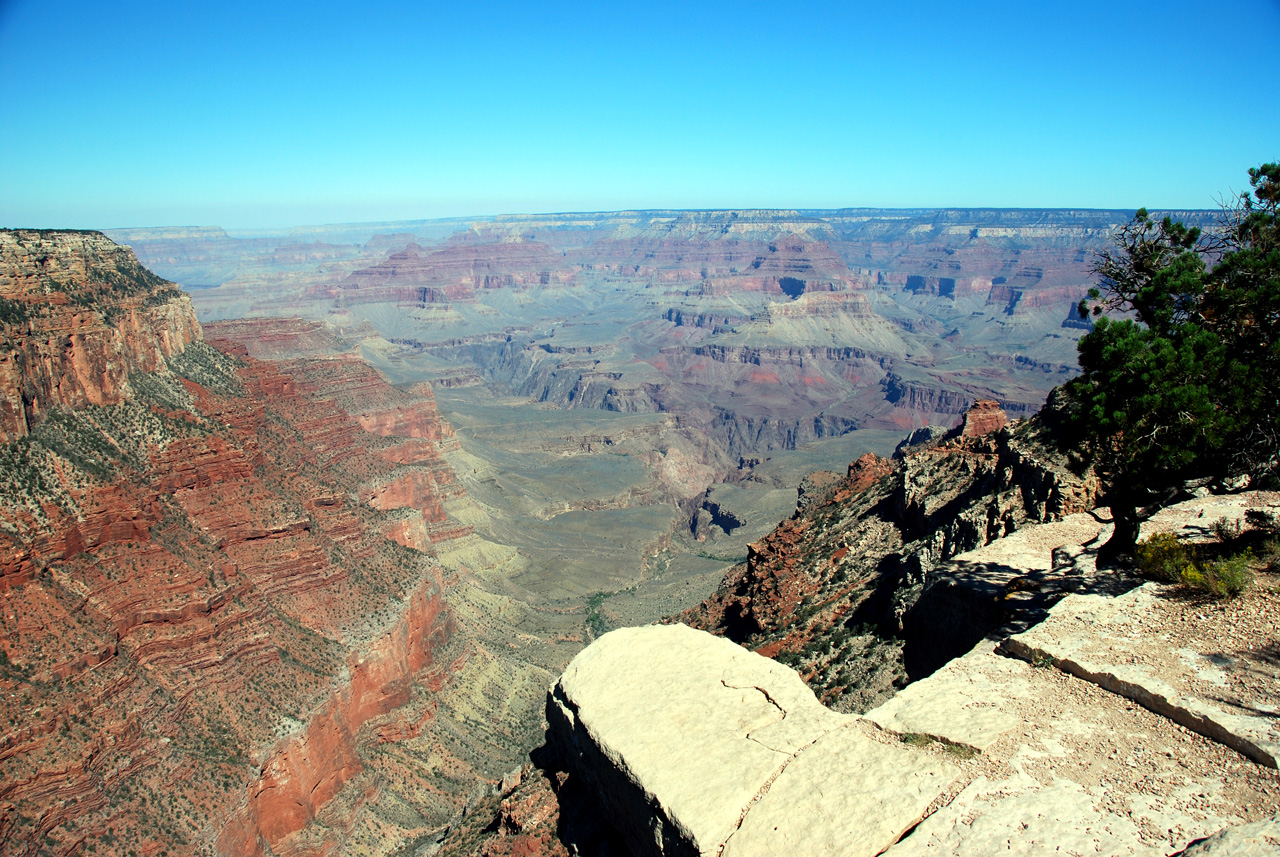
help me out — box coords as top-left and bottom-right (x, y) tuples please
(107, 207), (1218, 611)
(4, 206), (1264, 856)
(0, 231), (585, 856)
(439, 408), (1280, 857)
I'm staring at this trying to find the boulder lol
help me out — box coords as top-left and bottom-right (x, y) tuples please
(1175, 816), (1280, 855)
(546, 623), (958, 857)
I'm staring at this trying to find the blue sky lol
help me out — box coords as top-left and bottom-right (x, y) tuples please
(1, 0), (1278, 229)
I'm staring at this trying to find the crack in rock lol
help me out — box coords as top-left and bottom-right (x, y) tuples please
(715, 733), (824, 857)
(1000, 637), (1279, 768)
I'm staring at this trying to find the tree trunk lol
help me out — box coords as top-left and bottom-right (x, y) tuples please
(1097, 502), (1140, 566)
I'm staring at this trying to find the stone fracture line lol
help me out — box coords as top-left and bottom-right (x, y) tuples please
(714, 726), (818, 857)
(549, 624), (959, 857)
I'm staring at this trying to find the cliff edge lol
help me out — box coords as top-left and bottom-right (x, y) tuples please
(0, 229), (201, 442)
(535, 495), (1280, 856)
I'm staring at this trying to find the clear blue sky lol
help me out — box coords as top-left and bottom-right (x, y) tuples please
(2, 0), (1278, 229)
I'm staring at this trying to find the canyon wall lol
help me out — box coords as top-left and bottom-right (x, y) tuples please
(682, 401), (1101, 711)
(0, 233), (480, 856)
(0, 230), (201, 442)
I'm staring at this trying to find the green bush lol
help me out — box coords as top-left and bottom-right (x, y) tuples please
(1136, 532), (1191, 582)
(1211, 516), (1243, 543)
(1136, 531), (1254, 598)
(1259, 537), (1280, 572)
(1179, 551), (1253, 598)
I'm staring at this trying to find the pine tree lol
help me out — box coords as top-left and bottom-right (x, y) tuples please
(1059, 164), (1280, 560)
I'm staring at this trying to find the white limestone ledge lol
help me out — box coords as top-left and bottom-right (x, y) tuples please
(999, 583), (1280, 769)
(546, 623), (959, 857)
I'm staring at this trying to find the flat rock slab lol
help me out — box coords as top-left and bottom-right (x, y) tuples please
(866, 643), (1031, 752)
(1000, 584), (1280, 768)
(947, 512), (1109, 572)
(547, 623), (958, 857)
(722, 721), (957, 857)
(886, 773), (1163, 857)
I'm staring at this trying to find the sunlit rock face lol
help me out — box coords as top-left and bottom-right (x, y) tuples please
(0, 229), (202, 442)
(545, 623), (959, 857)
(0, 235), (483, 856)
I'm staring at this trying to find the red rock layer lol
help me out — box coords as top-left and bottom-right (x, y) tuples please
(577, 233), (864, 293)
(219, 571), (452, 856)
(683, 414), (1100, 694)
(0, 230), (201, 441)
(199, 316), (345, 360)
(322, 241), (572, 306)
(960, 399), (1010, 437)
(0, 326), (469, 855)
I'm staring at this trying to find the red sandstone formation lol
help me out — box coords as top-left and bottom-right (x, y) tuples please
(0, 230), (201, 441)
(845, 453), (896, 493)
(960, 399), (1010, 437)
(683, 418), (1099, 709)
(198, 316), (345, 359)
(323, 240), (572, 306)
(218, 572), (452, 856)
(0, 234), (475, 856)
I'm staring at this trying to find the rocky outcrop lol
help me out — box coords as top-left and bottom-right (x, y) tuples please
(546, 624), (958, 857)
(1000, 579), (1280, 768)
(329, 240), (572, 305)
(0, 230), (201, 441)
(683, 402), (1100, 711)
(528, 495), (1280, 857)
(958, 399), (1008, 437)
(219, 570), (453, 856)
(1175, 816), (1280, 855)
(199, 316), (345, 359)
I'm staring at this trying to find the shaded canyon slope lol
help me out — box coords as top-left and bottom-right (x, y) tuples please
(0, 231), (575, 856)
(679, 401), (1103, 711)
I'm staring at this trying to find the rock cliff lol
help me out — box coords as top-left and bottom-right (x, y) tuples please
(681, 400), (1100, 711)
(0, 236), (497, 856)
(450, 475), (1280, 857)
(0, 229), (201, 442)
(532, 501), (1280, 856)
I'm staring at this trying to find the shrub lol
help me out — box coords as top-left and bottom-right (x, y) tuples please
(1211, 516), (1243, 543)
(1136, 531), (1254, 598)
(1179, 552), (1253, 598)
(1136, 532), (1191, 582)
(1245, 508), (1279, 534)
(1259, 537), (1280, 572)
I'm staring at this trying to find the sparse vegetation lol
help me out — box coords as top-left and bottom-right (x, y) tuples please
(168, 341), (246, 397)
(1179, 552), (1254, 599)
(0, 295), (30, 324)
(1135, 532), (1193, 583)
(1210, 516), (1243, 543)
(1135, 530), (1255, 598)
(585, 591), (611, 639)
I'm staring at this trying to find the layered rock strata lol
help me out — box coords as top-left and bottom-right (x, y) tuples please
(0, 229), (201, 441)
(0, 235), (483, 856)
(682, 401), (1100, 711)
